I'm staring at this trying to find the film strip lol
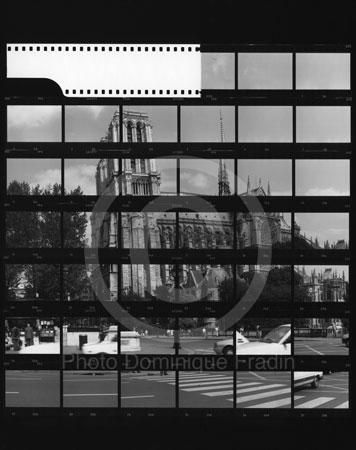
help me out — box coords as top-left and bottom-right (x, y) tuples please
(2, 44), (351, 418)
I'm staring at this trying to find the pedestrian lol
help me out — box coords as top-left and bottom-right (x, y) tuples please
(332, 320), (337, 338)
(11, 325), (20, 351)
(256, 325), (262, 341)
(24, 323), (34, 346)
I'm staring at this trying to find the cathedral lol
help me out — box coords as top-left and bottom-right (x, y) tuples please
(90, 109), (293, 302)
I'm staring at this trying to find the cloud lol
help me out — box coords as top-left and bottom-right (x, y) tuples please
(64, 164), (97, 194)
(31, 169), (61, 190)
(303, 187), (349, 196)
(7, 105), (60, 128)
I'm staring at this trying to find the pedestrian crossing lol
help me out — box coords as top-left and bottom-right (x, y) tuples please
(137, 372), (348, 409)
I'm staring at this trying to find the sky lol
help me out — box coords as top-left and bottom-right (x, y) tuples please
(295, 265), (349, 281)
(296, 53), (350, 89)
(295, 213), (349, 246)
(296, 107), (350, 142)
(7, 105), (61, 142)
(180, 159), (234, 195)
(181, 106), (235, 142)
(7, 159), (61, 191)
(201, 53), (235, 89)
(238, 159), (292, 195)
(238, 106), (293, 142)
(65, 105), (177, 142)
(238, 53), (292, 89)
(296, 160), (350, 196)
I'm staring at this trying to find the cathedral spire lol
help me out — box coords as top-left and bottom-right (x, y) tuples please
(217, 111), (231, 196)
(267, 181), (271, 196)
(247, 175), (251, 195)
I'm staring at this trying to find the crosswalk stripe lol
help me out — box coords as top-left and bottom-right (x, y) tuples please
(247, 397), (291, 408)
(201, 382), (265, 397)
(227, 387), (290, 403)
(150, 375), (230, 383)
(335, 401), (349, 409)
(144, 373), (224, 380)
(177, 378), (234, 387)
(182, 383), (235, 392)
(294, 397), (334, 408)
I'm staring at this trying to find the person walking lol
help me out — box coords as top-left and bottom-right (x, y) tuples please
(11, 325), (20, 351)
(24, 323), (34, 346)
(256, 325), (262, 341)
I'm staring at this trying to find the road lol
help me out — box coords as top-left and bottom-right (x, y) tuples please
(63, 372), (118, 407)
(294, 372), (349, 408)
(294, 337), (349, 355)
(6, 370), (60, 407)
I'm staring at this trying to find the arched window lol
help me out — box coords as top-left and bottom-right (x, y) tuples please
(127, 122), (133, 142)
(140, 159), (146, 173)
(136, 123), (142, 142)
(130, 159), (136, 172)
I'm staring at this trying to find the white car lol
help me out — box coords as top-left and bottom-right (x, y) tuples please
(18, 342), (60, 354)
(81, 328), (141, 354)
(294, 371), (323, 389)
(214, 324), (291, 355)
(213, 331), (249, 355)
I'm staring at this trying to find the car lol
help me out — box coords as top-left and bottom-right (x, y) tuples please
(213, 331), (249, 355)
(342, 332), (349, 347)
(18, 342), (60, 354)
(81, 328), (141, 354)
(214, 324), (291, 355)
(294, 371), (323, 389)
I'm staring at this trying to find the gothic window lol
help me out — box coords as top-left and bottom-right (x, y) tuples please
(127, 122), (133, 142)
(136, 124), (142, 142)
(130, 159), (136, 172)
(140, 159), (146, 173)
(215, 230), (223, 246)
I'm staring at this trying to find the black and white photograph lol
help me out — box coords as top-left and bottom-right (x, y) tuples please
(121, 370), (175, 408)
(5, 318), (60, 354)
(235, 212), (292, 249)
(177, 264), (233, 303)
(294, 213), (349, 250)
(294, 265), (349, 302)
(178, 212), (233, 249)
(294, 371), (349, 409)
(7, 105), (62, 142)
(238, 53), (293, 89)
(238, 159), (292, 196)
(180, 159), (234, 195)
(296, 160), (350, 196)
(213, 318), (291, 356)
(6, 371), (60, 407)
(63, 371), (118, 408)
(238, 106), (293, 142)
(179, 371), (234, 408)
(122, 158), (177, 195)
(62, 317), (118, 354)
(6, 211), (61, 248)
(121, 264), (175, 301)
(235, 372), (291, 408)
(64, 159), (101, 195)
(181, 106), (235, 142)
(121, 213), (176, 248)
(236, 265), (293, 303)
(64, 264), (93, 301)
(201, 52), (235, 89)
(7, 159), (62, 194)
(296, 53), (350, 90)
(294, 318), (349, 355)
(6, 264), (60, 301)
(296, 106), (351, 142)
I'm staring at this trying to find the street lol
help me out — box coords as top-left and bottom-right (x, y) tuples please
(6, 370), (60, 407)
(294, 337), (349, 355)
(63, 371), (118, 407)
(294, 372), (349, 408)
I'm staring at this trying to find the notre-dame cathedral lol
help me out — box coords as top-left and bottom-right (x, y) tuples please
(90, 109), (292, 301)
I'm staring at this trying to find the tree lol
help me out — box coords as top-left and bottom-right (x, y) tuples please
(218, 276), (249, 303)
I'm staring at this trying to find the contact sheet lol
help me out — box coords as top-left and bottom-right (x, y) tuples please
(2, 43), (352, 418)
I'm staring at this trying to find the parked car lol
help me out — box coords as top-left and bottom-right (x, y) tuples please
(213, 331), (249, 355)
(81, 328), (141, 354)
(294, 371), (323, 389)
(342, 332), (349, 347)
